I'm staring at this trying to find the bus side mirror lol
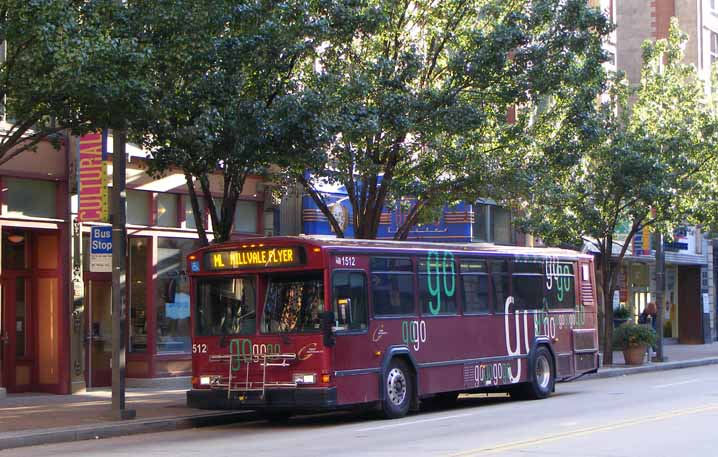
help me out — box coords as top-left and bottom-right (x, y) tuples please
(320, 311), (335, 347)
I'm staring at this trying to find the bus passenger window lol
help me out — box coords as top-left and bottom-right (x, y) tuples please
(418, 257), (457, 315)
(490, 260), (510, 312)
(460, 259), (489, 314)
(544, 262), (575, 308)
(371, 273), (415, 316)
(512, 260), (543, 310)
(332, 271), (368, 330)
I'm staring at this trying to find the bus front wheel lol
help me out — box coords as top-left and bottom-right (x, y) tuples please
(511, 346), (555, 400)
(382, 358), (413, 419)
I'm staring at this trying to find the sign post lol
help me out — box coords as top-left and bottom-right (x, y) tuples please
(111, 130), (135, 420)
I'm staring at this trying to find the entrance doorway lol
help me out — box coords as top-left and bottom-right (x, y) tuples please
(678, 267), (703, 344)
(84, 280), (112, 387)
(0, 228), (63, 393)
(1, 276), (31, 391)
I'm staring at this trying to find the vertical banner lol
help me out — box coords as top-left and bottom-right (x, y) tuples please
(77, 131), (108, 222)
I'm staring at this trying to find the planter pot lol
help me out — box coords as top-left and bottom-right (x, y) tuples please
(622, 345), (647, 365)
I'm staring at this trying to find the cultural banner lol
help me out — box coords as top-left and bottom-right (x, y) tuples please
(77, 131), (108, 222)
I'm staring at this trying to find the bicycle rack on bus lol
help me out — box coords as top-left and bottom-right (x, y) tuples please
(209, 352), (298, 399)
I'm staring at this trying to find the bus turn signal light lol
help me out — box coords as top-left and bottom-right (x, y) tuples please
(321, 374), (331, 383)
(374, 351), (382, 357)
(312, 247), (321, 253)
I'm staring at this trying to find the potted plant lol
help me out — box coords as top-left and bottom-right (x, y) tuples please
(612, 322), (657, 365)
(612, 306), (631, 329)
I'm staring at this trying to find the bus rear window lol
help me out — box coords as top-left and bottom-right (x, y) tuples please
(261, 273), (324, 333)
(195, 277), (256, 336)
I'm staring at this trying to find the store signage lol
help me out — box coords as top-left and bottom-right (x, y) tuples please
(78, 131), (108, 222)
(204, 246), (303, 271)
(90, 226), (112, 272)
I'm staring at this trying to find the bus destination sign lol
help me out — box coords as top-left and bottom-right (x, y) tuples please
(204, 246), (303, 271)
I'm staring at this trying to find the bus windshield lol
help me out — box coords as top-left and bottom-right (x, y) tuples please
(195, 277), (256, 336)
(261, 273), (324, 333)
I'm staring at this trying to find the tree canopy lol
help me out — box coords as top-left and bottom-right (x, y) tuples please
(0, 0), (151, 164)
(280, 0), (611, 239)
(516, 19), (718, 364)
(136, 0), (358, 245)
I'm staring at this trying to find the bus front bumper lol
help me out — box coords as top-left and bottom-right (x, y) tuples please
(187, 387), (338, 412)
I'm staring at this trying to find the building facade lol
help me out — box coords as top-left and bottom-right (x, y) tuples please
(615, 0), (717, 342)
(0, 133), (274, 395)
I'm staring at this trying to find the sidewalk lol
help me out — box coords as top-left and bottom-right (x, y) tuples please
(2, 340), (718, 451)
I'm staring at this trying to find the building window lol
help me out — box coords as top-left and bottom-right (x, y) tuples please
(184, 196), (206, 229)
(156, 193), (178, 227)
(129, 237), (149, 353)
(4, 177), (57, 218)
(234, 200), (258, 233)
(155, 238), (199, 354)
(127, 190), (150, 225)
(711, 32), (718, 64)
(473, 203), (513, 244)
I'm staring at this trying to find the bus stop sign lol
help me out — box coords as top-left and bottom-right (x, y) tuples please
(90, 226), (112, 273)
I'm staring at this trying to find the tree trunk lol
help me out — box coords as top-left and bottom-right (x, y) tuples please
(297, 174), (345, 237)
(185, 173), (209, 246)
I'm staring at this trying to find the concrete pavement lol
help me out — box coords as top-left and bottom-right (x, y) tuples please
(2, 340), (717, 451)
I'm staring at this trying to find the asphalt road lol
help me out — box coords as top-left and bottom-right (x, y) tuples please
(6, 365), (718, 457)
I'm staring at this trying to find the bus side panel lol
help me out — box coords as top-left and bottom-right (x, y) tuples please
(332, 331), (382, 406)
(335, 373), (379, 405)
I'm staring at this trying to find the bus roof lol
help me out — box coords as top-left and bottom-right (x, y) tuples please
(194, 235), (590, 261)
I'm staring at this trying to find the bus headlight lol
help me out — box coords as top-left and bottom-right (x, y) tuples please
(293, 373), (316, 385)
(200, 376), (211, 385)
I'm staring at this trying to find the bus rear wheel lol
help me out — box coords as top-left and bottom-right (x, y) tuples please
(382, 358), (413, 419)
(511, 346), (554, 400)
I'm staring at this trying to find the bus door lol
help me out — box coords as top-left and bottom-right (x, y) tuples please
(330, 267), (373, 405)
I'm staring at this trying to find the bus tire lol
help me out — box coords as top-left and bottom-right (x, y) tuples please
(511, 346), (555, 400)
(382, 358), (413, 419)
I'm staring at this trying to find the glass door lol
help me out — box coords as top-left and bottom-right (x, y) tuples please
(84, 280), (112, 387)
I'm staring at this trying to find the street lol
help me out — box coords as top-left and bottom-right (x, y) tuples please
(5, 365), (717, 457)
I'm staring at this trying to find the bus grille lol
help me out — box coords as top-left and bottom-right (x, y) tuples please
(572, 330), (597, 352)
(580, 284), (594, 305)
(209, 352), (298, 396)
(575, 353), (596, 372)
(557, 354), (573, 377)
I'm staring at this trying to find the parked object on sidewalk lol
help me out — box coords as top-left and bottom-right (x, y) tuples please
(612, 322), (657, 365)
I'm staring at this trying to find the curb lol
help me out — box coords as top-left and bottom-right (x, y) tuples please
(581, 357), (718, 380)
(0, 410), (254, 451)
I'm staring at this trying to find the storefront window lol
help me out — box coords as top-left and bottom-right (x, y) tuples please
(4, 177), (57, 218)
(129, 238), (149, 353)
(155, 238), (199, 354)
(234, 201), (258, 233)
(127, 190), (150, 225)
(157, 193), (178, 227)
(184, 196), (206, 229)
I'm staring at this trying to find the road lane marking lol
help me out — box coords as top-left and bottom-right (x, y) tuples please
(653, 379), (699, 389)
(446, 403), (718, 456)
(356, 412), (476, 432)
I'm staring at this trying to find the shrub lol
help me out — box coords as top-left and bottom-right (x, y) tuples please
(612, 322), (657, 350)
(613, 306), (631, 319)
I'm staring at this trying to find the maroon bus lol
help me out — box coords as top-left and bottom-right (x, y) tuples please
(186, 236), (598, 419)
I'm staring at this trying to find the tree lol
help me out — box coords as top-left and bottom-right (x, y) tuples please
(282, 0), (611, 239)
(136, 0), (350, 245)
(516, 20), (718, 365)
(0, 0), (149, 163)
